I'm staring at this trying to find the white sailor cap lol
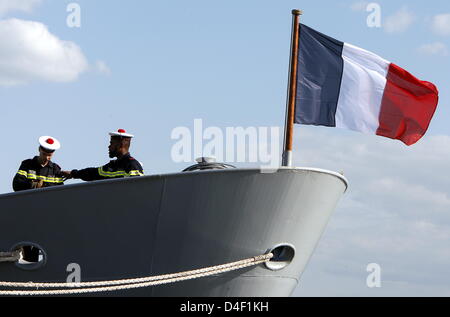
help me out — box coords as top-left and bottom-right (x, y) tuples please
(109, 129), (134, 138)
(39, 136), (61, 151)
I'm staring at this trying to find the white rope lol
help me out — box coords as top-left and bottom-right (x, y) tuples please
(0, 253), (273, 296)
(0, 251), (21, 263)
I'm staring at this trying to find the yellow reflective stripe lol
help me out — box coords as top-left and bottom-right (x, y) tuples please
(127, 170), (144, 176)
(17, 170), (28, 177)
(43, 177), (64, 183)
(99, 171), (126, 176)
(97, 167), (144, 178)
(36, 176), (63, 183)
(17, 170), (63, 183)
(24, 174), (63, 183)
(98, 167), (126, 178)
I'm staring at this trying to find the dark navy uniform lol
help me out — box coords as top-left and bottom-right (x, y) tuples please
(13, 157), (64, 192)
(71, 153), (144, 181)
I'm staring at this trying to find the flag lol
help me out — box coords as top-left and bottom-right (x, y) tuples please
(295, 24), (439, 146)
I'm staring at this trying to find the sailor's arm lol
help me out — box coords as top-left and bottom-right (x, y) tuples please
(12, 161), (33, 192)
(50, 165), (65, 187)
(70, 167), (104, 181)
(69, 161), (115, 181)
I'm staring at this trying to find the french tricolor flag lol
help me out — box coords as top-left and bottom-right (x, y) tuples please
(295, 24), (439, 146)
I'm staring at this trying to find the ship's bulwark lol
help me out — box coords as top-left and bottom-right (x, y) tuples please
(0, 168), (347, 296)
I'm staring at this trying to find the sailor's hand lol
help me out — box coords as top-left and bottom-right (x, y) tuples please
(61, 171), (72, 179)
(31, 180), (44, 188)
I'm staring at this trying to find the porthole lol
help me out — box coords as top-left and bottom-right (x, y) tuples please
(11, 242), (47, 271)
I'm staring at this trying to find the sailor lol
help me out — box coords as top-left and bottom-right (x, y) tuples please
(63, 129), (144, 181)
(12, 136), (64, 192)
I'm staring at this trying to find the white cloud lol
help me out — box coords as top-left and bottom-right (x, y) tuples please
(384, 7), (415, 34)
(368, 177), (450, 212)
(0, 18), (89, 86)
(418, 42), (449, 56)
(94, 60), (112, 75)
(431, 13), (450, 36)
(0, 0), (41, 16)
(291, 127), (450, 296)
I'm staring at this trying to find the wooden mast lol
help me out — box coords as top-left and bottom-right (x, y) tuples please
(282, 9), (302, 167)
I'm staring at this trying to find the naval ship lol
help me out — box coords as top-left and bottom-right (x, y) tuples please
(0, 159), (347, 296)
(0, 9), (347, 296)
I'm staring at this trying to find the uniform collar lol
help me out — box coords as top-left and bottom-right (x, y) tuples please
(33, 156), (54, 168)
(116, 152), (131, 162)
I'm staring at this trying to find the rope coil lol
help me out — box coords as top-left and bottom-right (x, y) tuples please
(0, 253), (273, 296)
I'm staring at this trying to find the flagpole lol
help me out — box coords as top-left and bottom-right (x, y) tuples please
(282, 9), (302, 167)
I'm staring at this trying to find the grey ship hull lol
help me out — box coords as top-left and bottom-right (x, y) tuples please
(0, 167), (347, 296)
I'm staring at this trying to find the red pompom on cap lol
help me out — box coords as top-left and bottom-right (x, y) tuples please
(39, 136), (60, 151)
(109, 129), (134, 138)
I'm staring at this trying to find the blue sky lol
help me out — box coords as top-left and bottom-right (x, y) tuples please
(0, 0), (449, 296)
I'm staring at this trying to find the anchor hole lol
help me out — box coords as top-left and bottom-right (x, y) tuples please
(265, 244), (295, 271)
